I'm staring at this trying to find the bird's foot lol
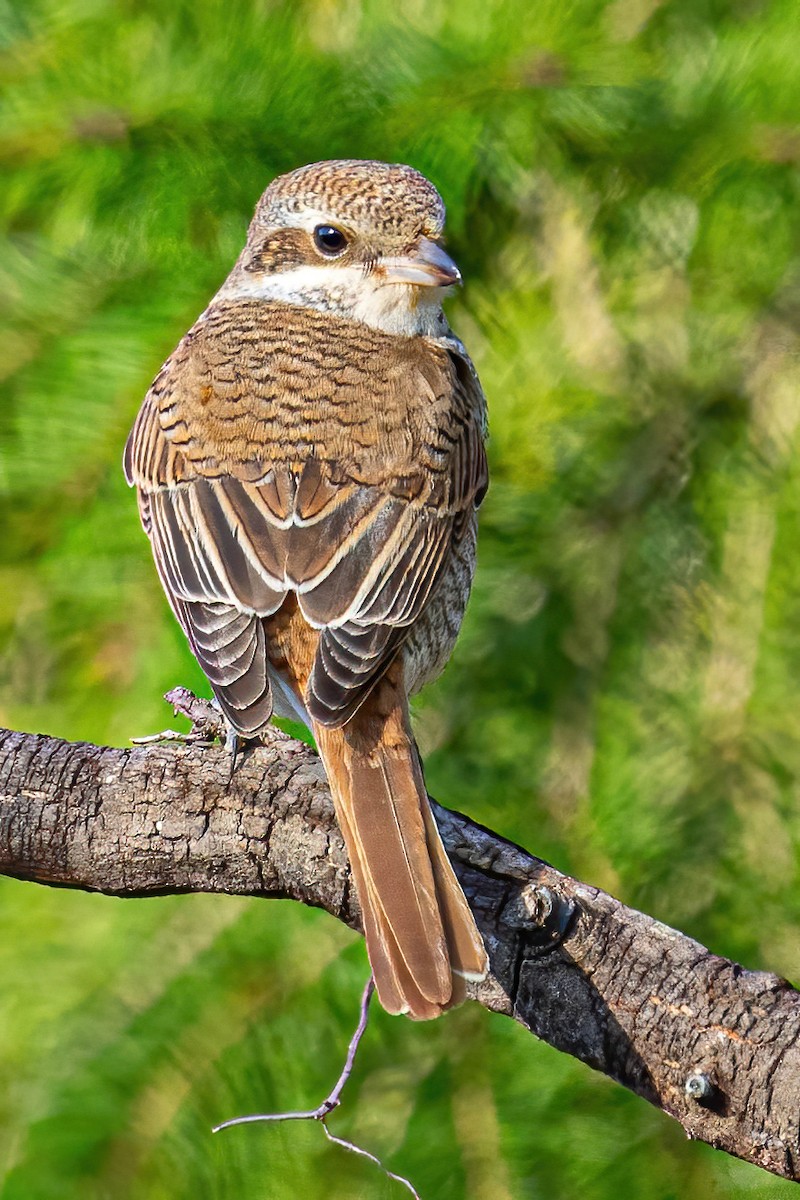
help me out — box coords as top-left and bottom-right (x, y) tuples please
(225, 726), (250, 786)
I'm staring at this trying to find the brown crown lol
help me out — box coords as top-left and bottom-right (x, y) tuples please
(252, 159), (446, 239)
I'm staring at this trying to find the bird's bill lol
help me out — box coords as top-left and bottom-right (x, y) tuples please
(379, 237), (461, 288)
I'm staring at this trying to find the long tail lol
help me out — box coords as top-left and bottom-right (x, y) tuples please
(313, 674), (488, 1020)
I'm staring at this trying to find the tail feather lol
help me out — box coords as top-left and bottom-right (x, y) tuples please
(337, 796), (444, 1020)
(421, 800), (487, 984)
(313, 678), (488, 1019)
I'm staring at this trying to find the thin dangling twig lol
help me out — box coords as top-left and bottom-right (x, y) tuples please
(212, 976), (420, 1198)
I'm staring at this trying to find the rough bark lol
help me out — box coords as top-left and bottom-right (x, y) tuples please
(0, 712), (798, 1182)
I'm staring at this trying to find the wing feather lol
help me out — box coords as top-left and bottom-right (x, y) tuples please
(309, 625), (407, 725)
(175, 599), (272, 735)
(124, 301), (487, 735)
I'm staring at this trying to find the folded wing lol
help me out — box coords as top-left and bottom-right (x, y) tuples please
(124, 303), (487, 733)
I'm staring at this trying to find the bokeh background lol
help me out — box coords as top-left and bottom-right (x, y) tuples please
(2, 0), (799, 1196)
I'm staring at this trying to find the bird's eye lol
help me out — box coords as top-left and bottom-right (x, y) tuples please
(313, 225), (348, 256)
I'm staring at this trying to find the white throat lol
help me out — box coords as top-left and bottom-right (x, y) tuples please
(217, 264), (449, 338)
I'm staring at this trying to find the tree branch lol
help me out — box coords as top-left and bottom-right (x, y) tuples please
(0, 714), (797, 1182)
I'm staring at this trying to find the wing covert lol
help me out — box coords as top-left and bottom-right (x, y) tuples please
(124, 301), (487, 733)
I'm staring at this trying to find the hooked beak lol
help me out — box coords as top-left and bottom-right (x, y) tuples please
(379, 237), (461, 288)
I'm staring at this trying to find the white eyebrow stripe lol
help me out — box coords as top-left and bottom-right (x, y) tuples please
(259, 209), (351, 235)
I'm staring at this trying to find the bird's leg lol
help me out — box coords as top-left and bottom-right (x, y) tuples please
(130, 688), (253, 784)
(225, 725), (250, 786)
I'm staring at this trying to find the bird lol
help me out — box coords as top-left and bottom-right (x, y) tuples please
(124, 159), (489, 1018)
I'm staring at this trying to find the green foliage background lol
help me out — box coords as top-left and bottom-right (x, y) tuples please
(1, 0), (799, 1195)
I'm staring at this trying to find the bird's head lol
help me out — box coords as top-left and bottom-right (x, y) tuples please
(222, 160), (461, 336)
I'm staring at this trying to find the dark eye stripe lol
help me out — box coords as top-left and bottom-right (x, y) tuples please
(313, 225), (348, 256)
